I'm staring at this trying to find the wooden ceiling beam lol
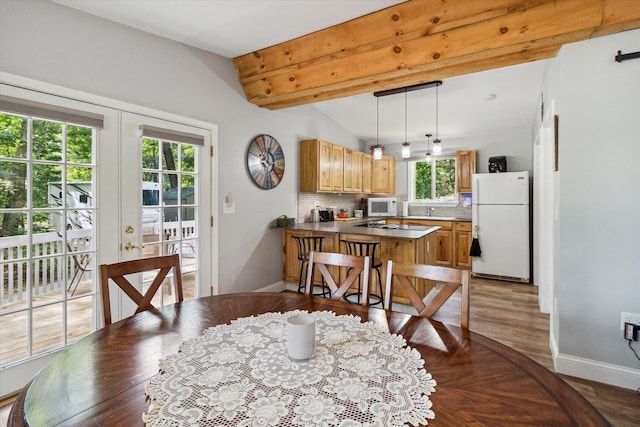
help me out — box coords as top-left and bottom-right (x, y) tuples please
(254, 45), (560, 110)
(233, 0), (640, 110)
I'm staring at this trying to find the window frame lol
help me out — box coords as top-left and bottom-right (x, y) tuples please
(407, 155), (459, 205)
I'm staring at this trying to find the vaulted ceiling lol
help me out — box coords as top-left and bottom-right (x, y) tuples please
(52, 0), (640, 149)
(234, 0), (640, 110)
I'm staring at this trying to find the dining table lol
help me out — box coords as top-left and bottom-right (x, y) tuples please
(8, 292), (610, 426)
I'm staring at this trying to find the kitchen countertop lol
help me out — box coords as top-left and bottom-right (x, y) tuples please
(280, 218), (439, 239)
(402, 216), (472, 222)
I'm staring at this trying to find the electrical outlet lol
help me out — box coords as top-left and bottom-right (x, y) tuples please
(624, 323), (639, 341)
(620, 312), (640, 330)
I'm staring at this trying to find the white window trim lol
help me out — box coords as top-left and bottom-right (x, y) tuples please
(407, 156), (459, 206)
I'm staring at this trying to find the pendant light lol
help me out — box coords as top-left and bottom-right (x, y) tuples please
(432, 83), (442, 155)
(425, 133), (432, 162)
(401, 90), (411, 158)
(372, 96), (383, 159)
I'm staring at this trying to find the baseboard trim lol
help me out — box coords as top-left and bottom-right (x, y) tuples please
(554, 351), (640, 391)
(541, 323), (638, 390)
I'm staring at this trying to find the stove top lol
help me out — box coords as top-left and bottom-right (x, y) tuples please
(355, 222), (429, 231)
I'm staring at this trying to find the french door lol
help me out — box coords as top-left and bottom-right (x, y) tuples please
(0, 83), (216, 396)
(111, 112), (212, 321)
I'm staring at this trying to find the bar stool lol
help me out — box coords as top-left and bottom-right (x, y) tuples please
(292, 235), (329, 296)
(339, 239), (383, 306)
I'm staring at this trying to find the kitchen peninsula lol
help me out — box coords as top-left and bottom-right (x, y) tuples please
(281, 219), (439, 305)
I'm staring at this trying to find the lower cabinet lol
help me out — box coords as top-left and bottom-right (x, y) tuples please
(282, 229), (436, 306)
(388, 219), (472, 269)
(453, 222), (472, 268)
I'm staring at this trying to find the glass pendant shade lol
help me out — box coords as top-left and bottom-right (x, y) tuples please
(433, 139), (442, 155)
(373, 145), (383, 159)
(401, 142), (410, 158)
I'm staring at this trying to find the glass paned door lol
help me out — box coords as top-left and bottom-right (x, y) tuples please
(113, 112), (211, 322)
(140, 136), (199, 305)
(0, 112), (98, 367)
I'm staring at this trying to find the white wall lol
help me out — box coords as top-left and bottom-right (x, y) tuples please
(390, 129), (533, 198)
(0, 0), (359, 294)
(542, 29), (640, 387)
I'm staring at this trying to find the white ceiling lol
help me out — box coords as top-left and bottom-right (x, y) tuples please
(52, 0), (548, 153)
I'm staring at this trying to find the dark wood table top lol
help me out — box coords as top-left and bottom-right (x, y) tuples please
(9, 292), (610, 426)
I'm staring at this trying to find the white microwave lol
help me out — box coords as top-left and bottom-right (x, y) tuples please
(368, 197), (397, 217)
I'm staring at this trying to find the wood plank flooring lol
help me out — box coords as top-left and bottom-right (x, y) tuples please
(1, 276), (639, 426)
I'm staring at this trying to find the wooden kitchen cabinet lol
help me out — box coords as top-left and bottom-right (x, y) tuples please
(300, 139), (379, 194)
(331, 144), (344, 192)
(403, 219), (453, 267)
(339, 232), (436, 306)
(454, 221), (472, 268)
(283, 227), (437, 306)
(300, 139), (333, 192)
(352, 150), (364, 193)
(456, 150), (476, 193)
(344, 148), (364, 193)
(362, 153), (372, 194)
(371, 155), (396, 194)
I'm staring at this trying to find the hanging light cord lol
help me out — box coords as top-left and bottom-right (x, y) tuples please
(376, 96), (380, 146)
(404, 90), (408, 143)
(435, 84), (439, 141)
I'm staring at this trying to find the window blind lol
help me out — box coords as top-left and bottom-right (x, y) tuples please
(0, 95), (104, 129)
(140, 125), (204, 146)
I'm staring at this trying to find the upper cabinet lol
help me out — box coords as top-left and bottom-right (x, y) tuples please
(456, 150), (476, 194)
(330, 144), (344, 192)
(300, 139), (333, 192)
(300, 139), (393, 194)
(371, 156), (396, 194)
(362, 153), (372, 194)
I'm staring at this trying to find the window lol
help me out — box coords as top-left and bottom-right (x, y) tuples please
(408, 157), (457, 203)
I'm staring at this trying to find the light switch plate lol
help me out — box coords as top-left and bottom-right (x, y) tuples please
(223, 202), (235, 214)
(620, 312), (640, 330)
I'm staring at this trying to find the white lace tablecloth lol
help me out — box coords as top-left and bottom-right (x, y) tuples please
(143, 310), (437, 426)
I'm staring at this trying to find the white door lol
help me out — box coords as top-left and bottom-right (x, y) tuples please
(106, 112), (214, 323)
(0, 84), (117, 396)
(0, 84), (217, 396)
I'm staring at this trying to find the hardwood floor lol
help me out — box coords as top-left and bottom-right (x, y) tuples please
(432, 277), (640, 427)
(2, 277), (639, 426)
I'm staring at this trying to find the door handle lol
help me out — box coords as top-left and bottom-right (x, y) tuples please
(124, 242), (145, 251)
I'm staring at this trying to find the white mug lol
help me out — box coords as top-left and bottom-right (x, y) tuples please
(286, 314), (316, 361)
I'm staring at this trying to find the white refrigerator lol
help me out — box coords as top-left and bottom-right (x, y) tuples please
(471, 171), (530, 282)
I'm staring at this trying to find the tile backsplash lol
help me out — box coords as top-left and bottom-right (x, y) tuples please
(298, 192), (366, 222)
(408, 202), (471, 219)
(298, 192), (472, 222)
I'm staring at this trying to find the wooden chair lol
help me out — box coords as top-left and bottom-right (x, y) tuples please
(99, 254), (183, 325)
(305, 251), (371, 306)
(384, 260), (470, 329)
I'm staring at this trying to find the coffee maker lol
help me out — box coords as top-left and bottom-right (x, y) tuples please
(488, 156), (507, 173)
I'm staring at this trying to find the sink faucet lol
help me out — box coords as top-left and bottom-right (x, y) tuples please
(427, 207), (435, 216)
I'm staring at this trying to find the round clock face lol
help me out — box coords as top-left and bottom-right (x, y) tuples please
(247, 134), (285, 189)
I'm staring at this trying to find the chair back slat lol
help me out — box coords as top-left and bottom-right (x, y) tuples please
(384, 260), (470, 329)
(100, 254), (183, 325)
(305, 251), (371, 306)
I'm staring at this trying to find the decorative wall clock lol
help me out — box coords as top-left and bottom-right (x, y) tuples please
(247, 134), (285, 189)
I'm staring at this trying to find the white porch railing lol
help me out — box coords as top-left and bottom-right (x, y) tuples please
(1, 221), (196, 306)
(0, 228), (92, 306)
